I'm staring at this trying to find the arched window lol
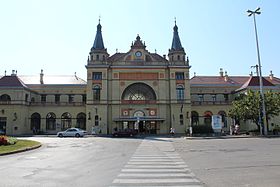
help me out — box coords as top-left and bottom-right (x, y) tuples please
(176, 85), (184, 101)
(61, 112), (72, 130)
(46, 112), (56, 130)
(76, 113), (86, 129)
(179, 114), (184, 125)
(30, 113), (41, 132)
(191, 111), (199, 125)
(0, 94), (11, 102)
(122, 83), (156, 102)
(218, 111), (227, 128)
(94, 115), (99, 126)
(93, 85), (101, 101)
(177, 55), (180, 61)
(204, 111), (213, 126)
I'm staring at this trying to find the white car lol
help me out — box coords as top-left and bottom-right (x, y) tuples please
(57, 128), (87, 137)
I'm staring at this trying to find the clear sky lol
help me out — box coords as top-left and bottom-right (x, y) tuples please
(1, 0), (279, 80)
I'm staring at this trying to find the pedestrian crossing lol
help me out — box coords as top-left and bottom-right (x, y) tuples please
(110, 137), (204, 187)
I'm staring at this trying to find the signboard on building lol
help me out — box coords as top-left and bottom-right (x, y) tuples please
(211, 115), (222, 132)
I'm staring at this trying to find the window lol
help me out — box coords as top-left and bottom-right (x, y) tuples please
(95, 115), (99, 126)
(175, 72), (184, 80)
(122, 83), (156, 101)
(198, 94), (204, 102)
(25, 94), (28, 102)
(224, 94), (229, 101)
(55, 94), (60, 103)
(179, 114), (184, 125)
(212, 94), (216, 102)
(92, 72), (102, 80)
(102, 55), (105, 61)
(176, 85), (184, 101)
(68, 95), (74, 103)
(93, 85), (101, 101)
(41, 95), (46, 103)
(96, 54), (99, 61)
(177, 55), (180, 61)
(82, 94), (86, 103)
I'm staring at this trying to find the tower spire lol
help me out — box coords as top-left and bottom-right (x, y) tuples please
(171, 20), (183, 51)
(168, 20), (186, 63)
(91, 18), (105, 51)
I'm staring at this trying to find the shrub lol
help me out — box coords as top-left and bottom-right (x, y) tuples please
(192, 125), (213, 134)
(0, 136), (17, 146)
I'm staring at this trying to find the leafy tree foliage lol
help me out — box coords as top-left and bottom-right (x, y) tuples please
(229, 90), (280, 129)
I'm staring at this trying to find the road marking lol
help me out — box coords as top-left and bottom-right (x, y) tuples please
(113, 178), (200, 183)
(110, 137), (204, 187)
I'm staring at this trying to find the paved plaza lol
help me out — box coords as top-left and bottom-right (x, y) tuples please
(0, 136), (280, 187)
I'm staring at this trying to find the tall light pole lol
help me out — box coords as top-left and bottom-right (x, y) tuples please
(247, 7), (268, 135)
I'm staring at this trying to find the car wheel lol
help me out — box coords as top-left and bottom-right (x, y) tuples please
(75, 133), (80, 137)
(58, 134), (63, 138)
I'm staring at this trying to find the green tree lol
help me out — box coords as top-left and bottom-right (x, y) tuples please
(229, 90), (280, 130)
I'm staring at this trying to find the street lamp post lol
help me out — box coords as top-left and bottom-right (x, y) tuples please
(247, 7), (268, 135)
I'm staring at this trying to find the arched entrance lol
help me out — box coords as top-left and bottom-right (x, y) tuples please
(46, 112), (56, 131)
(76, 113), (86, 130)
(31, 113), (41, 133)
(134, 110), (145, 133)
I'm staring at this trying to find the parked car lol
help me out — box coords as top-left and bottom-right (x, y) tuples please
(57, 128), (87, 137)
(112, 129), (137, 137)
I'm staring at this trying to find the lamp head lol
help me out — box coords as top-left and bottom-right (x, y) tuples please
(247, 10), (253, 17)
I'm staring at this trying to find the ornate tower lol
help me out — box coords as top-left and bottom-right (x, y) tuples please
(168, 20), (187, 64)
(88, 19), (109, 63)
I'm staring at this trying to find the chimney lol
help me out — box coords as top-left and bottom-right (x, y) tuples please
(163, 54), (166, 59)
(40, 69), (44, 84)
(269, 70), (274, 80)
(249, 71), (253, 76)
(219, 68), (224, 77)
(11, 70), (16, 76)
(224, 71), (228, 81)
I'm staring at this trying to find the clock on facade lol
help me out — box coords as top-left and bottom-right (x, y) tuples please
(135, 51), (142, 57)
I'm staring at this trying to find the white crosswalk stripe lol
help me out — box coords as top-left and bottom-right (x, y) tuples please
(110, 137), (204, 187)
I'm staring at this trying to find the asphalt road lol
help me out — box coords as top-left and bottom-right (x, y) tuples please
(0, 136), (142, 187)
(1, 136), (280, 187)
(173, 137), (280, 187)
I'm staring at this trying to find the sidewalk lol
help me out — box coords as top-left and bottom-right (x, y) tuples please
(184, 134), (280, 140)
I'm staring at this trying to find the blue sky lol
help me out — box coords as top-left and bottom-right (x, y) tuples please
(0, 0), (279, 80)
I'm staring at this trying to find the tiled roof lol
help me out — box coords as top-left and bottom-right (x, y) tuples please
(107, 53), (127, 62)
(190, 76), (243, 86)
(0, 76), (27, 88)
(150, 53), (168, 62)
(236, 76), (275, 92)
(18, 75), (86, 85)
(190, 76), (280, 87)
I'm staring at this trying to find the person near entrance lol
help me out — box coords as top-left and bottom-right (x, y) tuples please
(170, 127), (175, 136)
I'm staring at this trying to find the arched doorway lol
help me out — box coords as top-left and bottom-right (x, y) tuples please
(76, 113), (86, 130)
(191, 111), (199, 126)
(134, 110), (145, 133)
(31, 113), (41, 133)
(204, 111), (213, 126)
(46, 112), (56, 131)
(218, 111), (227, 128)
(61, 112), (72, 130)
